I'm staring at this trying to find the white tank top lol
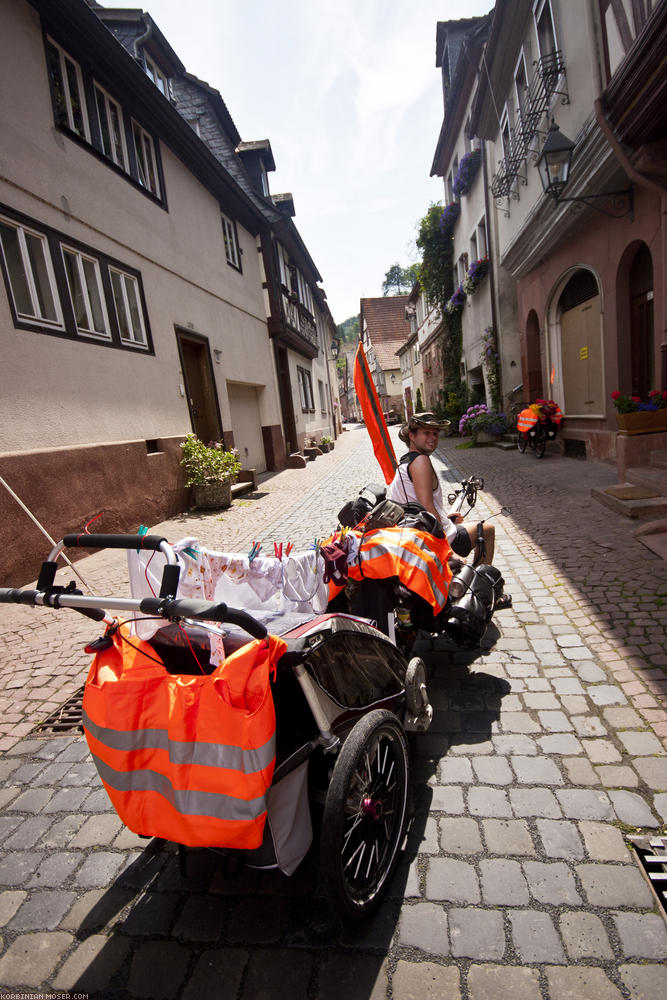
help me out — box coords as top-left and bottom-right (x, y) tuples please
(389, 454), (449, 530)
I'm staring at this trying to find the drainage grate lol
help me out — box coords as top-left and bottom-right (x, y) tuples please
(630, 835), (667, 916)
(31, 686), (84, 736)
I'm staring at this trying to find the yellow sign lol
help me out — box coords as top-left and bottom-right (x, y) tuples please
(580, 346), (588, 360)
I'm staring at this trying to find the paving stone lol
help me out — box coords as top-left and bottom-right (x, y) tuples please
(4, 816), (55, 850)
(472, 757), (513, 785)
(173, 892), (229, 942)
(0, 930), (74, 986)
(122, 891), (181, 936)
(583, 739), (622, 763)
(596, 765), (640, 787)
(618, 730), (664, 755)
(522, 692), (560, 710)
(498, 712), (541, 734)
(60, 886), (135, 933)
(74, 850), (127, 887)
(579, 821), (632, 862)
(545, 967), (623, 1000)
(0, 817), (25, 843)
(392, 959), (460, 1000)
(0, 890), (26, 927)
(408, 816), (439, 854)
(552, 676), (586, 695)
(425, 858), (480, 903)
(81, 787), (115, 812)
(511, 755), (563, 785)
(8, 889), (76, 931)
(429, 786), (465, 813)
(509, 787), (562, 818)
(128, 940), (191, 999)
(556, 788), (614, 820)
(575, 662), (608, 682)
(439, 757), (473, 783)
(536, 819), (584, 859)
(522, 860), (581, 905)
(612, 911), (667, 960)
(449, 907), (505, 959)
(439, 817), (483, 855)
(479, 858), (529, 905)
(467, 786), (512, 817)
(619, 963), (667, 1000)
(573, 716), (608, 737)
(492, 735), (538, 755)
(397, 902), (448, 955)
(449, 739), (494, 755)
(577, 864), (654, 907)
(482, 818), (535, 856)
(588, 685), (628, 706)
(467, 964), (541, 1000)
(537, 710), (574, 732)
(182, 948), (249, 1000)
(537, 734), (583, 755)
(632, 757), (667, 790)
(559, 694), (590, 715)
(509, 910), (566, 964)
(8, 788), (54, 813)
(52, 932), (132, 992)
(653, 793), (667, 821)
(69, 813), (124, 848)
(559, 910), (614, 960)
(0, 851), (44, 887)
(563, 756), (600, 785)
(28, 851), (81, 888)
(609, 789), (660, 827)
(603, 706), (643, 728)
(42, 787), (90, 813)
(226, 896), (284, 944)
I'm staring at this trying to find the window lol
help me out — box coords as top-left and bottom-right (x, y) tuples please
(470, 231), (478, 264)
(413, 344), (420, 365)
(0, 218), (62, 327)
(447, 170), (454, 203)
(94, 83), (128, 170)
(143, 52), (170, 98)
(45, 38), (89, 141)
(318, 379), (327, 413)
(62, 246), (110, 338)
(297, 366), (314, 411)
(458, 254), (468, 285)
(501, 110), (512, 165)
(221, 213), (241, 269)
(477, 217), (488, 258)
(110, 268), (148, 347)
(514, 51), (529, 123)
(132, 121), (160, 197)
(534, 0), (558, 59)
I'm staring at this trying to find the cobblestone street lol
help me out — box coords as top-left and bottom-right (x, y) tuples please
(0, 425), (665, 999)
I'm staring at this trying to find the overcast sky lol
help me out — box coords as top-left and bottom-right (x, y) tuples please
(106, 0), (493, 324)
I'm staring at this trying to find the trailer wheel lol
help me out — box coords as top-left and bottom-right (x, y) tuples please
(320, 709), (409, 919)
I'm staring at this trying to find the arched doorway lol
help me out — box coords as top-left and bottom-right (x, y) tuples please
(525, 309), (543, 400)
(629, 244), (654, 397)
(547, 268), (604, 416)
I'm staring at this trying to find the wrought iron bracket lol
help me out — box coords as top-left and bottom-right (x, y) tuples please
(555, 185), (634, 220)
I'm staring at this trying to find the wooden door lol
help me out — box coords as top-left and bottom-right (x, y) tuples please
(560, 296), (603, 415)
(177, 332), (222, 443)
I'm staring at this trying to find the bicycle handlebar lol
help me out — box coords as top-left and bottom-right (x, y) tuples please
(61, 533), (169, 551)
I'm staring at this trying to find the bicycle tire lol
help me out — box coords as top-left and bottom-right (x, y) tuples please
(517, 432), (527, 453)
(535, 426), (546, 458)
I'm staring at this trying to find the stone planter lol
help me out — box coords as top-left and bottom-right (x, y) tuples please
(474, 431), (501, 444)
(192, 480), (232, 509)
(615, 410), (667, 435)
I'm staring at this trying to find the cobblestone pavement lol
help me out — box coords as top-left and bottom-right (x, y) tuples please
(0, 427), (665, 999)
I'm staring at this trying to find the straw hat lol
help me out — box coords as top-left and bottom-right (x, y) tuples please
(398, 411), (451, 444)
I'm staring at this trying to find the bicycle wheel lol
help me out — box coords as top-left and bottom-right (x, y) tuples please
(517, 432), (527, 453)
(320, 709), (409, 919)
(535, 425), (546, 458)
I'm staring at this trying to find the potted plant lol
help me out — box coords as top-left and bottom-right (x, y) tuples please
(319, 435), (333, 452)
(452, 148), (482, 198)
(446, 284), (467, 314)
(180, 433), (241, 509)
(462, 255), (489, 296)
(611, 390), (667, 434)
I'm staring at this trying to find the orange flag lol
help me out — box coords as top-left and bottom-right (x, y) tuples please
(353, 342), (398, 484)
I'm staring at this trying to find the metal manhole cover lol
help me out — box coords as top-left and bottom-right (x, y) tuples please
(31, 686), (84, 735)
(630, 835), (667, 917)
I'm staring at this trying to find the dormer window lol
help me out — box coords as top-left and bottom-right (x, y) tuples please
(143, 51), (170, 98)
(260, 163), (269, 197)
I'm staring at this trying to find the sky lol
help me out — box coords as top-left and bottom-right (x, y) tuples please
(103, 0), (493, 325)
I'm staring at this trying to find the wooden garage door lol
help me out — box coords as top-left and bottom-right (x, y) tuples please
(227, 383), (266, 473)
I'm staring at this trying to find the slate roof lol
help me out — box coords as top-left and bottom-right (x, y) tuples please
(360, 296), (411, 371)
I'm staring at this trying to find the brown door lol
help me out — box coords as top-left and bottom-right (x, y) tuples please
(630, 291), (654, 397)
(177, 331), (222, 443)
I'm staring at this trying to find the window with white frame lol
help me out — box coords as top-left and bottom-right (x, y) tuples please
(318, 379), (327, 413)
(62, 245), (110, 338)
(458, 254), (468, 285)
(0, 218), (63, 328)
(514, 50), (529, 124)
(94, 83), (128, 170)
(110, 268), (148, 347)
(221, 213), (241, 269)
(477, 217), (488, 258)
(534, 0), (558, 59)
(447, 169), (454, 203)
(464, 119), (472, 154)
(414, 344), (420, 365)
(500, 109), (512, 165)
(470, 231), (478, 264)
(45, 38), (90, 141)
(143, 51), (170, 98)
(0, 208), (151, 352)
(132, 120), (160, 197)
(297, 366), (314, 411)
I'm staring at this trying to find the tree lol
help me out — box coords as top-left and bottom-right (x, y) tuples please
(382, 263), (419, 296)
(336, 316), (359, 343)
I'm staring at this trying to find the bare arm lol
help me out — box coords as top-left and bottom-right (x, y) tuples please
(409, 455), (442, 524)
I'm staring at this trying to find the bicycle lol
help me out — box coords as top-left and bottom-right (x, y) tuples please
(517, 421), (547, 458)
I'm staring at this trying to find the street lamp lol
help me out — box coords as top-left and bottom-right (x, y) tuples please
(330, 337), (340, 359)
(536, 119), (633, 218)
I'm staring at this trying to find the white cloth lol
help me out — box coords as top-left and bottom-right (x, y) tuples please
(282, 549), (328, 613)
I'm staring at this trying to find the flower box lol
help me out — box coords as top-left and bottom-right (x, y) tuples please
(615, 410), (667, 435)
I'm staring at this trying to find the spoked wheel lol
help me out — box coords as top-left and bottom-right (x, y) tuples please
(517, 432), (527, 453)
(320, 709), (409, 919)
(535, 427), (546, 458)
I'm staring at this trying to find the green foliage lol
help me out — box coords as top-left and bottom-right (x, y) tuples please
(415, 203), (454, 313)
(415, 387), (424, 412)
(180, 434), (241, 486)
(382, 263), (418, 296)
(481, 326), (502, 412)
(336, 316), (359, 343)
(319, 435), (332, 446)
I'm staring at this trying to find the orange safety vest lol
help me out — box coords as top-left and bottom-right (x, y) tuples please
(82, 622), (286, 849)
(517, 407), (538, 432)
(346, 525), (452, 612)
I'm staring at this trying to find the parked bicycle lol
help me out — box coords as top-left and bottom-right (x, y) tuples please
(516, 400), (563, 459)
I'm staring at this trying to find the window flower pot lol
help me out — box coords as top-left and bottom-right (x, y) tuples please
(193, 480), (232, 509)
(615, 410), (667, 435)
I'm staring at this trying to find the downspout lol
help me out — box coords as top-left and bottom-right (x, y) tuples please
(481, 138), (502, 400)
(594, 98), (667, 390)
(133, 15), (153, 62)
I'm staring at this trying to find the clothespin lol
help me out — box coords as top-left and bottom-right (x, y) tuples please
(183, 546), (200, 559)
(274, 542), (283, 560)
(310, 537), (321, 553)
(285, 542), (293, 557)
(248, 541), (261, 563)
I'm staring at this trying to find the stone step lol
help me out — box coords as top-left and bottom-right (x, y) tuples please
(231, 480), (254, 499)
(650, 448), (667, 470)
(591, 484), (667, 519)
(626, 465), (667, 498)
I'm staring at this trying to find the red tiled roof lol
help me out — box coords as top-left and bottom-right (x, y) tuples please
(360, 296), (411, 372)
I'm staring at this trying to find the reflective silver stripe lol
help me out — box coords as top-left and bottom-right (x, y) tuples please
(91, 754), (267, 822)
(360, 540), (448, 608)
(83, 709), (275, 775)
